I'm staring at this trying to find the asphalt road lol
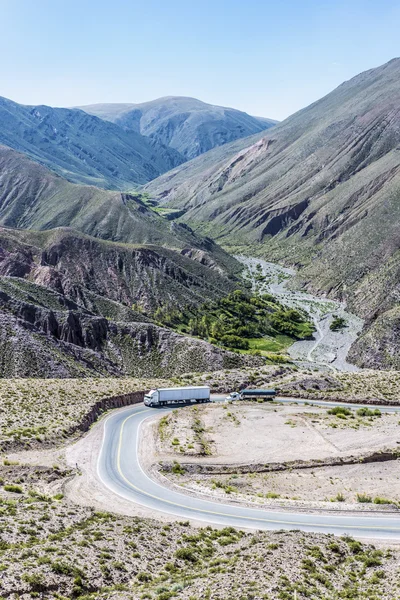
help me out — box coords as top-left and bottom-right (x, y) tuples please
(97, 398), (400, 540)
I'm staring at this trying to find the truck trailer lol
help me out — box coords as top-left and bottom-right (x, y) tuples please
(144, 386), (211, 407)
(241, 389), (276, 399)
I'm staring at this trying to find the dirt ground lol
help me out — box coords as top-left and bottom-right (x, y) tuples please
(155, 402), (400, 463)
(169, 460), (400, 509)
(154, 402), (400, 509)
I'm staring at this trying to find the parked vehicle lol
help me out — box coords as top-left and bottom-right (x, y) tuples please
(225, 389), (276, 402)
(225, 392), (241, 402)
(144, 386), (211, 407)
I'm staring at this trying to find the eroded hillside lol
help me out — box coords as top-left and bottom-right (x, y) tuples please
(146, 58), (400, 369)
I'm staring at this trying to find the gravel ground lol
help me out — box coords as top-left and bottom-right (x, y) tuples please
(155, 403), (400, 465)
(153, 403), (400, 513)
(237, 256), (364, 372)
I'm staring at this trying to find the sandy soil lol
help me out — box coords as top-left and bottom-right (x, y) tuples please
(156, 403), (400, 464)
(155, 403), (400, 512)
(237, 256), (364, 372)
(172, 460), (400, 508)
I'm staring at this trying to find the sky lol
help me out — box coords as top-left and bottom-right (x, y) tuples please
(1, 0), (400, 121)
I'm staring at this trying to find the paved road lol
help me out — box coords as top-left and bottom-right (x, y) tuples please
(97, 399), (400, 540)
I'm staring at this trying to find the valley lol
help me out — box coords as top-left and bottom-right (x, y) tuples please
(2, 34), (400, 600)
(240, 257), (364, 371)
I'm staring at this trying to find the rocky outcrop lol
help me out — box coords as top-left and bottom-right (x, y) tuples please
(0, 227), (240, 315)
(0, 288), (262, 378)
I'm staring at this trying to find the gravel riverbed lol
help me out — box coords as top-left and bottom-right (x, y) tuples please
(237, 256), (364, 372)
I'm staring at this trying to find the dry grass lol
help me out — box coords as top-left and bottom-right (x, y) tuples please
(0, 467), (398, 599)
(0, 378), (170, 451)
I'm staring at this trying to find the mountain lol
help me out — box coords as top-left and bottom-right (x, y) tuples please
(0, 145), (240, 277)
(0, 226), (260, 377)
(146, 58), (400, 369)
(78, 96), (276, 160)
(0, 96), (184, 189)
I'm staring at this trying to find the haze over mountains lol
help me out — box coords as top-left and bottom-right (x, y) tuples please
(0, 95), (275, 191)
(78, 96), (276, 160)
(0, 96), (185, 189)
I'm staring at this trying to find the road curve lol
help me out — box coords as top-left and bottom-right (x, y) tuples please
(97, 399), (400, 540)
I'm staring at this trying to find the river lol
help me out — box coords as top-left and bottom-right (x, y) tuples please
(236, 256), (364, 372)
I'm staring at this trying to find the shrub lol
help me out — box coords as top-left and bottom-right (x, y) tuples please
(22, 573), (45, 590)
(330, 316), (347, 331)
(356, 493), (372, 503)
(374, 496), (392, 505)
(171, 461), (185, 475)
(137, 572), (152, 582)
(328, 406), (352, 417)
(175, 547), (198, 562)
(357, 407), (381, 417)
(4, 484), (23, 493)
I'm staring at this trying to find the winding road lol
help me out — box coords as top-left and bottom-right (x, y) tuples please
(97, 399), (400, 541)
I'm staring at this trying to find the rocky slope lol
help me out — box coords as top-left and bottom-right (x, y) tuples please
(78, 96), (276, 160)
(0, 227), (240, 314)
(0, 96), (184, 188)
(0, 226), (257, 377)
(0, 145), (239, 277)
(146, 58), (400, 369)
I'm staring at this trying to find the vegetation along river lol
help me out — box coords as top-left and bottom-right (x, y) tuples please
(237, 256), (364, 372)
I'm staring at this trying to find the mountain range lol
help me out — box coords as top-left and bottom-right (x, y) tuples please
(3, 60), (400, 372)
(0, 225), (259, 377)
(0, 95), (275, 190)
(78, 96), (276, 160)
(0, 144), (256, 377)
(146, 58), (400, 370)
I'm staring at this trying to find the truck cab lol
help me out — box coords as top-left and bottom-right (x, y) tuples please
(144, 390), (158, 406)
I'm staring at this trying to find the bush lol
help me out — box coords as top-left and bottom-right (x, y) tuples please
(357, 407), (381, 417)
(22, 573), (45, 590)
(4, 484), (23, 493)
(175, 547), (198, 562)
(171, 461), (185, 475)
(328, 406), (352, 417)
(356, 493), (372, 503)
(330, 316), (347, 331)
(137, 572), (152, 582)
(374, 496), (393, 505)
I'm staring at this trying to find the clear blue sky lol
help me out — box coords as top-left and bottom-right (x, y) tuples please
(1, 0), (399, 120)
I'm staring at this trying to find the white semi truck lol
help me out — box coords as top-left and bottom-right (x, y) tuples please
(144, 386), (211, 407)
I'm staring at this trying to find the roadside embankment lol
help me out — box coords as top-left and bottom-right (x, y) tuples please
(160, 447), (400, 475)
